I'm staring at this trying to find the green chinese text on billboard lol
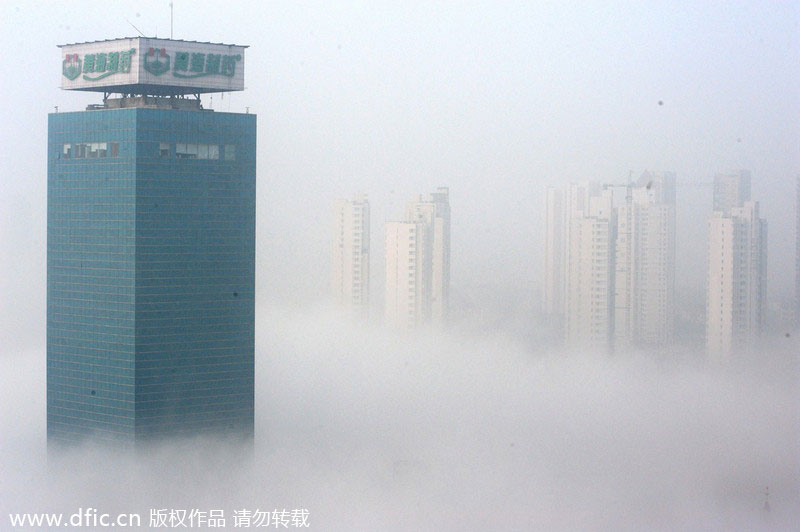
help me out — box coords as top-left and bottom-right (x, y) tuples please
(62, 49), (136, 81)
(62, 47), (240, 82)
(143, 47), (241, 78)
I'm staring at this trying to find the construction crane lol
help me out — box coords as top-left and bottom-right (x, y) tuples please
(599, 172), (714, 194)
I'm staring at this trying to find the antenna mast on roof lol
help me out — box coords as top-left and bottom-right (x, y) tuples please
(126, 18), (145, 37)
(170, 2), (174, 39)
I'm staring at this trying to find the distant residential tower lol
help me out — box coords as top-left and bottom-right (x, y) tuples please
(614, 172), (676, 348)
(706, 171), (767, 358)
(544, 172), (677, 352)
(563, 183), (616, 351)
(385, 188), (450, 329)
(332, 195), (370, 315)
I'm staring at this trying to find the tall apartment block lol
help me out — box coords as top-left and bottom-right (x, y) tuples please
(614, 172), (676, 348)
(543, 183), (616, 351)
(545, 174), (676, 352)
(332, 195), (370, 315)
(545, 182), (614, 349)
(706, 171), (767, 358)
(544, 183), (601, 337)
(385, 188), (450, 329)
(48, 38), (255, 443)
(563, 183), (616, 351)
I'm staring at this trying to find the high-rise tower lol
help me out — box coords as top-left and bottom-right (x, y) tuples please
(332, 195), (370, 315)
(546, 174), (676, 352)
(385, 188), (450, 328)
(706, 171), (767, 358)
(563, 183), (616, 351)
(48, 38), (256, 443)
(614, 171), (676, 349)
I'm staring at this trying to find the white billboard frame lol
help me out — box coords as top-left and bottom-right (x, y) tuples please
(59, 37), (246, 95)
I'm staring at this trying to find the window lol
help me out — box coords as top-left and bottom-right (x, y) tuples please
(176, 143), (197, 159)
(176, 143), (220, 160)
(159, 142), (170, 158)
(64, 141), (105, 158)
(224, 144), (236, 160)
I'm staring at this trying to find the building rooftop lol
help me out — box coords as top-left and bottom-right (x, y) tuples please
(58, 37), (248, 48)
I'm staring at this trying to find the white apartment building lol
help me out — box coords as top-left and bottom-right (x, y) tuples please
(563, 184), (616, 351)
(706, 172), (767, 358)
(332, 194), (370, 315)
(407, 187), (450, 324)
(614, 172), (676, 349)
(544, 183), (602, 332)
(385, 220), (426, 329)
(385, 188), (450, 328)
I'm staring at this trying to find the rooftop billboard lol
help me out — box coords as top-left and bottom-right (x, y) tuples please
(59, 37), (246, 95)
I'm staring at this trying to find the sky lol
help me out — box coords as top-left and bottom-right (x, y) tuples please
(0, 1), (799, 529)
(1, 1), (799, 343)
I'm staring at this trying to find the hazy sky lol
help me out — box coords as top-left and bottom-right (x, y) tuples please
(0, 3), (799, 529)
(1, 1), (799, 348)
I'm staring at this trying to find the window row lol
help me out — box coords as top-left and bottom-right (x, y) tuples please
(58, 142), (237, 161)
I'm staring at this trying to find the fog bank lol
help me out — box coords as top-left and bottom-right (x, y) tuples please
(2, 305), (798, 530)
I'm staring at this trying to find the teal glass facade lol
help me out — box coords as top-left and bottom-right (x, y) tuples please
(47, 107), (255, 443)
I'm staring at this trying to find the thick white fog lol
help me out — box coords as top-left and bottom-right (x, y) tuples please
(2, 306), (798, 530)
(1, 1), (799, 530)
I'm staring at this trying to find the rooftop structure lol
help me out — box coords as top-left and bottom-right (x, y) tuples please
(59, 37), (246, 96)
